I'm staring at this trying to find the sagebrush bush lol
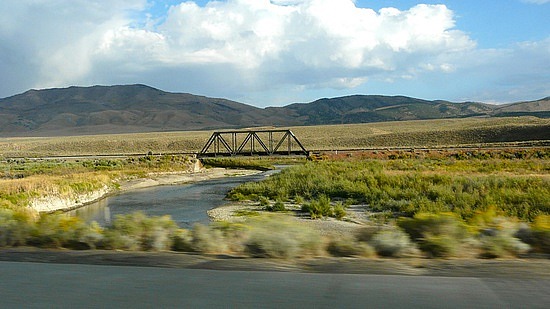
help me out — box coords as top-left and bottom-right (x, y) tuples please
(171, 229), (194, 252)
(266, 200), (286, 212)
(244, 214), (323, 258)
(300, 195), (346, 219)
(0, 208), (35, 247)
(190, 223), (228, 253)
(479, 234), (530, 258)
(517, 215), (550, 254)
(418, 234), (461, 258)
(327, 237), (375, 257)
(27, 212), (102, 249)
(355, 226), (383, 242)
(100, 212), (177, 251)
(474, 216), (531, 258)
(369, 229), (417, 257)
(397, 213), (467, 258)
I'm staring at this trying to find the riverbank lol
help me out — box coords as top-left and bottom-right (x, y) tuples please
(208, 201), (372, 238)
(30, 168), (262, 213)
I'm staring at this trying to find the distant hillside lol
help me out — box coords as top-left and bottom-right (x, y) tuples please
(0, 84), (548, 136)
(266, 95), (495, 125)
(0, 84), (291, 136)
(492, 97), (550, 118)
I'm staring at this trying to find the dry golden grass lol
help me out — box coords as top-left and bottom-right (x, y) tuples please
(0, 116), (548, 157)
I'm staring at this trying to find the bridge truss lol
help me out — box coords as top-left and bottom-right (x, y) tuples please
(199, 129), (308, 157)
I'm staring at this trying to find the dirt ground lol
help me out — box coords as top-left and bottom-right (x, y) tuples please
(1, 247), (549, 279)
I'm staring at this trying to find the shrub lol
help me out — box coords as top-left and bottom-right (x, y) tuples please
(294, 195), (305, 205)
(0, 208), (35, 247)
(355, 226), (383, 242)
(474, 216), (531, 258)
(259, 196), (270, 207)
(101, 212), (177, 251)
(301, 195), (333, 219)
(327, 237), (375, 257)
(398, 213), (468, 241)
(190, 223), (227, 254)
(369, 229), (417, 257)
(210, 221), (249, 253)
(301, 195), (347, 219)
(244, 214), (323, 258)
(517, 215), (550, 254)
(398, 213), (467, 257)
(479, 234), (530, 258)
(418, 234), (461, 258)
(266, 200), (286, 212)
(332, 202), (347, 220)
(171, 229), (194, 252)
(29, 213), (100, 249)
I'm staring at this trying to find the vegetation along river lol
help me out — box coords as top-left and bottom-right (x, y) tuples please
(70, 169), (279, 228)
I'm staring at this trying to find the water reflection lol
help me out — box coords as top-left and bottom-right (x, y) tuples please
(69, 171), (275, 228)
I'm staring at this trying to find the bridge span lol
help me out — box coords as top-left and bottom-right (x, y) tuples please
(198, 129), (308, 157)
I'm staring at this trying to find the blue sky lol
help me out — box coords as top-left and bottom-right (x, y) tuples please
(1, 0), (548, 107)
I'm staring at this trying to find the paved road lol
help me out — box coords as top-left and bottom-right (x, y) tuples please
(1, 261), (549, 308)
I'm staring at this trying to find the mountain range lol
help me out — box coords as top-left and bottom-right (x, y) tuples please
(0, 84), (548, 136)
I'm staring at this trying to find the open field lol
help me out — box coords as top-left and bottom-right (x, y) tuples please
(0, 116), (548, 158)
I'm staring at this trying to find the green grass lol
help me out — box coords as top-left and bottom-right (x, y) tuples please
(229, 158), (549, 221)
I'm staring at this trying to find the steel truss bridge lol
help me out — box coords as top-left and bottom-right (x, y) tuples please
(199, 129), (308, 157)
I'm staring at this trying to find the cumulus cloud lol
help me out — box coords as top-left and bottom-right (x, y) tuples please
(94, 0), (475, 92)
(0, 0), (547, 105)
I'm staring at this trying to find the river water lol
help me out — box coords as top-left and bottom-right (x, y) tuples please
(69, 170), (277, 228)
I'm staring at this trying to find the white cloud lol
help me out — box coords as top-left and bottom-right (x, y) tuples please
(120, 0), (474, 86)
(0, 0), (547, 106)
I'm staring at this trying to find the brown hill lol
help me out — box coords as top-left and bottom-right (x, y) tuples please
(0, 84), (548, 136)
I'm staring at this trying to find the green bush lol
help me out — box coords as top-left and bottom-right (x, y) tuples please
(479, 234), (530, 258)
(355, 226), (383, 242)
(327, 237), (375, 257)
(516, 215), (550, 254)
(266, 200), (286, 212)
(333, 202), (347, 220)
(369, 229), (417, 257)
(301, 195), (335, 219)
(100, 212), (177, 251)
(259, 196), (270, 207)
(418, 234), (461, 258)
(0, 209), (34, 247)
(474, 216), (531, 258)
(397, 213), (468, 258)
(28, 213), (101, 249)
(244, 214), (323, 258)
(171, 229), (194, 252)
(190, 223), (227, 254)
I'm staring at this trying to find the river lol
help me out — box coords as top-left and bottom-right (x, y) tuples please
(69, 169), (278, 228)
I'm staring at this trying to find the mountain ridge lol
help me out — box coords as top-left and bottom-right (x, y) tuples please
(0, 84), (548, 136)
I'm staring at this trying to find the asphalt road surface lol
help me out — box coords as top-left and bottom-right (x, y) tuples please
(1, 261), (548, 308)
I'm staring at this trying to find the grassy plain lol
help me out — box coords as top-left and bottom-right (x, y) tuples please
(0, 116), (548, 157)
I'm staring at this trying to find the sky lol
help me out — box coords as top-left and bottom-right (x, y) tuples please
(0, 0), (548, 107)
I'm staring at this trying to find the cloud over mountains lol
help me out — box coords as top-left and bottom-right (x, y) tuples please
(0, 0), (548, 106)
